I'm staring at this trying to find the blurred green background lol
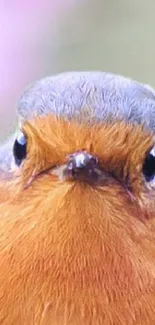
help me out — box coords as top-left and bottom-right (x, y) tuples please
(1, 0), (155, 142)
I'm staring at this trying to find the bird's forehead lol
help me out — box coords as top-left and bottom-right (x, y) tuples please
(18, 71), (155, 131)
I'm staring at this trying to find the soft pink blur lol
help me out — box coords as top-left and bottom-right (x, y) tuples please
(0, 0), (79, 140)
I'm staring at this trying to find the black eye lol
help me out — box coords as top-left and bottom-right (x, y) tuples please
(142, 148), (155, 182)
(13, 132), (27, 166)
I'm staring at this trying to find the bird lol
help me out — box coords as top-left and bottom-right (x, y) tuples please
(0, 71), (155, 324)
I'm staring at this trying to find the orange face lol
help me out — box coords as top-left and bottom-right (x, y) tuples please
(1, 115), (155, 325)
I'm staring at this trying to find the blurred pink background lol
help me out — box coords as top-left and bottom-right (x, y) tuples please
(0, 0), (82, 141)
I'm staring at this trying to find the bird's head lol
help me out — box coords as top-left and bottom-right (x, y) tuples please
(2, 72), (155, 242)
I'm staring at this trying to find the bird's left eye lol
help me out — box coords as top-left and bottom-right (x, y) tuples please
(142, 147), (155, 182)
(13, 132), (27, 166)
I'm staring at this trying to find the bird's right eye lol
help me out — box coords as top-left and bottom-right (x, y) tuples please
(13, 132), (27, 166)
(142, 146), (155, 183)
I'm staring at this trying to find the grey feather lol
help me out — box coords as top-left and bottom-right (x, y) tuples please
(18, 71), (155, 129)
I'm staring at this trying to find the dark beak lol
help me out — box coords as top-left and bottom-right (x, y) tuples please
(64, 151), (101, 184)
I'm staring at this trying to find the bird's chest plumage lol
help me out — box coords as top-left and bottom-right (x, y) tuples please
(0, 204), (155, 325)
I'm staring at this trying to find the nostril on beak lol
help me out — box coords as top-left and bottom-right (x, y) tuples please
(70, 152), (88, 169)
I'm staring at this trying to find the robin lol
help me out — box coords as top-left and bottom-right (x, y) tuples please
(0, 71), (155, 325)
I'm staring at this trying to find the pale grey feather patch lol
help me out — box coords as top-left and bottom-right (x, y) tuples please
(18, 71), (155, 129)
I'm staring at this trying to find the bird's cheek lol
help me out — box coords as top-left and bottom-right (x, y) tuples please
(134, 188), (155, 219)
